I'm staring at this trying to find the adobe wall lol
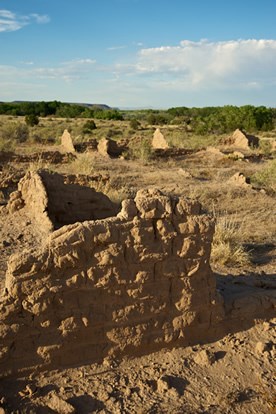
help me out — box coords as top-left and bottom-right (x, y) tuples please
(0, 186), (223, 377)
(7, 171), (118, 231)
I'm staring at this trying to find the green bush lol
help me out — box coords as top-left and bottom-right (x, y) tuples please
(0, 122), (29, 143)
(25, 114), (39, 127)
(251, 159), (276, 193)
(82, 120), (97, 134)
(129, 119), (140, 130)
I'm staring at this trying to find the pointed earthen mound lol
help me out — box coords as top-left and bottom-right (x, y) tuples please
(223, 129), (259, 150)
(152, 128), (169, 149)
(60, 129), (75, 153)
(97, 138), (122, 157)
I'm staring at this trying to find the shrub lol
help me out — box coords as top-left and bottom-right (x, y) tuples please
(82, 120), (97, 134)
(0, 122), (29, 143)
(211, 214), (251, 267)
(251, 159), (276, 193)
(129, 119), (140, 130)
(259, 139), (273, 156)
(25, 114), (39, 127)
(134, 139), (154, 164)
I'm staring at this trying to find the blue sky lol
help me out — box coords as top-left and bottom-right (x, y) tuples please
(0, 0), (276, 108)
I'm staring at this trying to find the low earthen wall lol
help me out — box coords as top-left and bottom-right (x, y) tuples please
(0, 184), (223, 376)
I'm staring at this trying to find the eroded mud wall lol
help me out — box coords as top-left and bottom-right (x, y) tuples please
(7, 171), (118, 231)
(0, 189), (223, 376)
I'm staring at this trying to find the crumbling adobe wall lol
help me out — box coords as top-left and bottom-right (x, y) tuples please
(0, 187), (223, 377)
(7, 171), (118, 232)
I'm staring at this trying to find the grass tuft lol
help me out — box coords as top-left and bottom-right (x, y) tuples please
(251, 159), (276, 193)
(211, 213), (251, 267)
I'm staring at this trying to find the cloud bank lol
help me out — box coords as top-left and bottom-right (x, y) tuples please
(0, 9), (50, 32)
(0, 38), (275, 106)
(132, 39), (276, 91)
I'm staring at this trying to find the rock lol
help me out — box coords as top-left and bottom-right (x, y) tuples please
(157, 377), (170, 393)
(228, 172), (251, 187)
(18, 384), (37, 397)
(60, 129), (75, 153)
(255, 341), (270, 354)
(47, 391), (76, 414)
(152, 128), (169, 149)
(194, 350), (216, 366)
(228, 151), (245, 160)
(178, 168), (193, 178)
(206, 147), (225, 158)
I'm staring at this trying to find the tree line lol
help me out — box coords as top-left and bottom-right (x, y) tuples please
(0, 101), (123, 120)
(0, 101), (275, 134)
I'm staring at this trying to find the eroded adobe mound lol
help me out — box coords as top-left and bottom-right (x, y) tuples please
(0, 177), (223, 376)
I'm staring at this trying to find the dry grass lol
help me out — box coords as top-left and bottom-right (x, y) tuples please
(211, 213), (251, 267)
(251, 159), (276, 193)
(65, 153), (95, 176)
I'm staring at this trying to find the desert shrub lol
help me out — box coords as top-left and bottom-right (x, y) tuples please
(251, 159), (276, 193)
(0, 122), (29, 143)
(211, 214), (251, 267)
(129, 119), (140, 130)
(67, 153), (95, 175)
(259, 139), (273, 156)
(25, 114), (39, 127)
(82, 120), (97, 134)
(132, 139), (154, 164)
(0, 136), (15, 152)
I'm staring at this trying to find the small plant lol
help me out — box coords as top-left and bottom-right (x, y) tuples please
(0, 122), (29, 143)
(25, 114), (39, 127)
(259, 139), (273, 156)
(251, 159), (276, 193)
(129, 119), (140, 130)
(211, 213), (251, 267)
(67, 153), (95, 175)
(133, 139), (154, 164)
(82, 120), (97, 134)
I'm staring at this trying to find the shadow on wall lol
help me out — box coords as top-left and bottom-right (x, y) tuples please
(39, 171), (119, 229)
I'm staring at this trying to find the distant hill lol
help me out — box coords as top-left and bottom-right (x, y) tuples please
(11, 101), (111, 110)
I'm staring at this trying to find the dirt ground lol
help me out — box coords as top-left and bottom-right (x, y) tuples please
(0, 136), (275, 413)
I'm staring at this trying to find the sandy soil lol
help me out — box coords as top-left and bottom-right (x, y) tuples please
(0, 318), (275, 413)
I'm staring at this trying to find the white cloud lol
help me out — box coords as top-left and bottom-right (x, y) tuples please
(28, 59), (97, 82)
(130, 39), (276, 90)
(107, 45), (126, 51)
(0, 58), (97, 84)
(30, 14), (50, 24)
(0, 9), (50, 33)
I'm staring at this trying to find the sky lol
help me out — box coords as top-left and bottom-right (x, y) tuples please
(0, 0), (276, 108)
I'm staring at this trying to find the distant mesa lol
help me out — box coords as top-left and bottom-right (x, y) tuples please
(11, 100), (111, 110)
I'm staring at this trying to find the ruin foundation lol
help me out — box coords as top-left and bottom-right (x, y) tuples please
(0, 172), (224, 377)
